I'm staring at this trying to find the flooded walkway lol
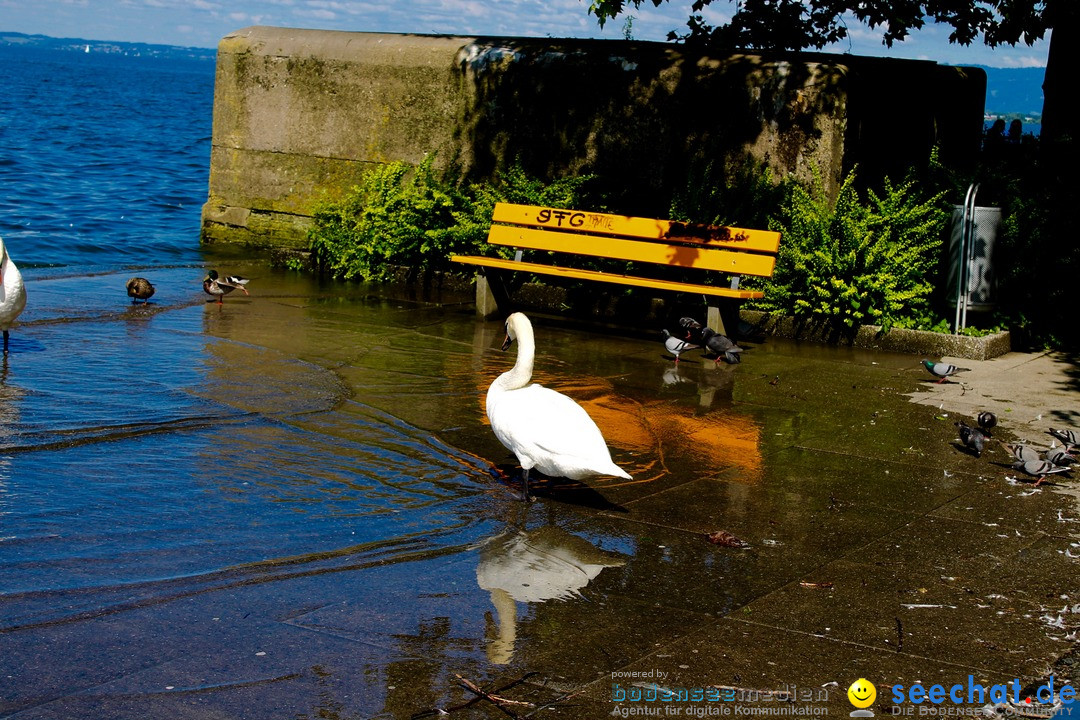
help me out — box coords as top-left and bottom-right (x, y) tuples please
(2, 262), (1078, 719)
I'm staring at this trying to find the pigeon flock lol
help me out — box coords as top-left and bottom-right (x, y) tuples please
(949, 405), (1076, 486)
(662, 317), (744, 365)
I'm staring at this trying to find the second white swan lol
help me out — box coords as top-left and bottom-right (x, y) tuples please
(486, 312), (631, 500)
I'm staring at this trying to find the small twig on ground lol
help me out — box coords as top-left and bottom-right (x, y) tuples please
(456, 673), (534, 719)
(410, 673), (538, 719)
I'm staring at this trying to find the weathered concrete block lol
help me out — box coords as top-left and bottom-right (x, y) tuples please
(202, 25), (984, 249)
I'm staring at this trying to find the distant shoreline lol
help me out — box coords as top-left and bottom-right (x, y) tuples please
(1, 29), (1044, 116)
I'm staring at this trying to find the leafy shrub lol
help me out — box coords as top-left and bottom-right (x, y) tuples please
(668, 154), (786, 231)
(757, 166), (949, 334)
(307, 155), (596, 281)
(309, 155), (483, 282)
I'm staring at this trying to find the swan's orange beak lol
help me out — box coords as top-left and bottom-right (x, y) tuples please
(501, 334), (514, 351)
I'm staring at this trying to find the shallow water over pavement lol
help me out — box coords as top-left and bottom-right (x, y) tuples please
(2, 264), (1078, 719)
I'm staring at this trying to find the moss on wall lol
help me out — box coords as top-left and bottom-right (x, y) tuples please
(201, 26), (984, 248)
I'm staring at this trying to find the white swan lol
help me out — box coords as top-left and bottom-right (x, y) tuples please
(486, 312), (631, 499)
(475, 526), (626, 663)
(0, 236), (27, 354)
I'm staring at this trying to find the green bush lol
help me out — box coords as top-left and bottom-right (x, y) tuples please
(668, 154), (786, 231)
(757, 166), (949, 334)
(307, 155), (596, 281)
(309, 155), (483, 282)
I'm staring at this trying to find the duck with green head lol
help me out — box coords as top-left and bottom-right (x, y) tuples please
(202, 269), (250, 304)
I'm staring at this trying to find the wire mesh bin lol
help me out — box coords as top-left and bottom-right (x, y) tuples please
(948, 184), (1001, 331)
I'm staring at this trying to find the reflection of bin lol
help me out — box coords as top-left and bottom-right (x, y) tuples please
(947, 203), (1000, 313)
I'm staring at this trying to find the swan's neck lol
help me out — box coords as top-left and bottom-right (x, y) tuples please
(496, 321), (535, 392)
(0, 247), (17, 286)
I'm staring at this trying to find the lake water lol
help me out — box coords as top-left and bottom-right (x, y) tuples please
(2, 43), (1076, 720)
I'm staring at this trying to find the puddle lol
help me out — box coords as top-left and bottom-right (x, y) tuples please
(2, 264), (1078, 719)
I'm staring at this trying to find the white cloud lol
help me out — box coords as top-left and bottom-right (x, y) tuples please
(0, 0), (1051, 65)
(294, 8), (337, 20)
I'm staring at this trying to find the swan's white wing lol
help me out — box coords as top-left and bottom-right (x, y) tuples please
(488, 384), (625, 480)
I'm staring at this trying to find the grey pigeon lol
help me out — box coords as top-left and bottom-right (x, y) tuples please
(977, 411), (997, 436)
(1045, 445), (1077, 467)
(1048, 428), (1079, 448)
(922, 359), (970, 383)
(1002, 442), (1041, 463)
(955, 420), (986, 457)
(1012, 458), (1069, 486)
(678, 316), (704, 335)
(701, 326), (743, 365)
(662, 329), (699, 364)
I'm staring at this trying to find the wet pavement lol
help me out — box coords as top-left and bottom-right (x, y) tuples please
(2, 262), (1079, 719)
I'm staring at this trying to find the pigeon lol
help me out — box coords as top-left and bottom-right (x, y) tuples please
(922, 359), (970, 384)
(662, 328), (699, 364)
(955, 420), (986, 457)
(976, 411), (997, 436)
(1045, 445), (1077, 467)
(203, 269), (250, 304)
(125, 277), (155, 304)
(701, 326), (743, 364)
(1002, 442), (1041, 463)
(1011, 458), (1069, 486)
(670, 317), (706, 344)
(1048, 428), (1078, 448)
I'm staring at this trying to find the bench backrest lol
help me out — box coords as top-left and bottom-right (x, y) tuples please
(488, 203), (781, 277)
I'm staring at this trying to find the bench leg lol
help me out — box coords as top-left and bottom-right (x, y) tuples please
(706, 301), (741, 339)
(474, 269), (512, 319)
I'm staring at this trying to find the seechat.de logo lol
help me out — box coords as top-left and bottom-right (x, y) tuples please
(849, 678), (877, 717)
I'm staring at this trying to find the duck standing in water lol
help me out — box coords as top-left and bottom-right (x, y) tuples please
(126, 277), (155, 304)
(486, 312), (631, 500)
(202, 270), (250, 304)
(0, 236), (27, 354)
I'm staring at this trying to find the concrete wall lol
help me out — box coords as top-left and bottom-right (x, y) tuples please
(201, 25), (985, 248)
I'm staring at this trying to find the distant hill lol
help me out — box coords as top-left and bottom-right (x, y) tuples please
(0, 30), (215, 61)
(2, 30), (1044, 117)
(976, 65), (1045, 118)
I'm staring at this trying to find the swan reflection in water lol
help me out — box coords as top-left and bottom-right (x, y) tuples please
(475, 525), (626, 664)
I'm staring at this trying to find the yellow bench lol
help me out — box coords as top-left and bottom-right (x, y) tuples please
(451, 202), (781, 336)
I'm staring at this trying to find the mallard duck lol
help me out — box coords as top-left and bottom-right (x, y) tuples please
(486, 312), (631, 500)
(0, 236), (27, 354)
(202, 269), (250, 304)
(125, 277), (155, 304)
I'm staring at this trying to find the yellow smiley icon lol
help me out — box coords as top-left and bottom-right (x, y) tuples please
(848, 678), (877, 709)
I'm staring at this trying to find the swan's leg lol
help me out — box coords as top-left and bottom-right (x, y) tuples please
(2, 330), (8, 354)
(521, 467), (531, 502)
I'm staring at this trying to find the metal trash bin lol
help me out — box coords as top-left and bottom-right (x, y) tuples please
(948, 184), (1000, 331)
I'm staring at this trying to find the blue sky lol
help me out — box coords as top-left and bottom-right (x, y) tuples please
(0, 0), (1050, 67)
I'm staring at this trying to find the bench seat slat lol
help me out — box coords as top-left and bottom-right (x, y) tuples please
(450, 255), (765, 300)
(487, 225), (776, 277)
(493, 202), (781, 253)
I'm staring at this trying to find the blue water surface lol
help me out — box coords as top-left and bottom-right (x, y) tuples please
(0, 44), (213, 268)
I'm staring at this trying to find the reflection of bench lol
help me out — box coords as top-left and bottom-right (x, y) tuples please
(451, 202), (782, 336)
